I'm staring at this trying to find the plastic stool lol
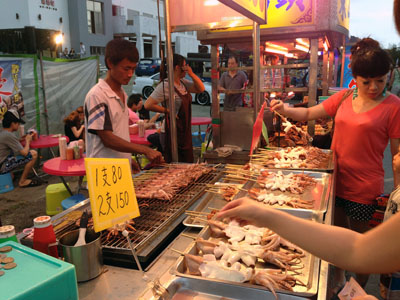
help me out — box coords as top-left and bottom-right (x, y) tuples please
(46, 183), (70, 215)
(61, 194), (86, 210)
(0, 173), (14, 194)
(192, 131), (206, 147)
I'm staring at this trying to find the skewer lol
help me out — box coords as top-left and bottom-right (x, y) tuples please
(205, 189), (224, 195)
(170, 248), (185, 255)
(185, 210), (209, 215)
(193, 216), (208, 222)
(224, 175), (257, 182)
(208, 207), (220, 211)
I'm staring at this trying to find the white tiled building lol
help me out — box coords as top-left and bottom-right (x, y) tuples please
(0, 0), (201, 61)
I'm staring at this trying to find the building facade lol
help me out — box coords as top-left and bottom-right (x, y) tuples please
(0, 0), (201, 61)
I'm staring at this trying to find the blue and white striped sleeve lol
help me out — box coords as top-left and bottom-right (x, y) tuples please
(85, 94), (113, 134)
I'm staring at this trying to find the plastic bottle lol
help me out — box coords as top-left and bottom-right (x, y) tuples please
(73, 144), (80, 159)
(138, 120), (145, 137)
(66, 147), (74, 160)
(33, 216), (58, 258)
(0, 225), (18, 243)
(59, 137), (67, 160)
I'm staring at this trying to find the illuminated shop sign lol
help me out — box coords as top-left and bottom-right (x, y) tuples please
(337, 0), (350, 30)
(218, 0), (267, 24)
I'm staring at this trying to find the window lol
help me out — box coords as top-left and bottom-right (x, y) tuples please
(90, 46), (105, 55)
(87, 0), (104, 34)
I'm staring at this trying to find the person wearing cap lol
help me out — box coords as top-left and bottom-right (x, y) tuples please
(0, 110), (40, 187)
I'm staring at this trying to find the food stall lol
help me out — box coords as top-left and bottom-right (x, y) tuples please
(4, 1), (344, 299)
(195, 0), (349, 162)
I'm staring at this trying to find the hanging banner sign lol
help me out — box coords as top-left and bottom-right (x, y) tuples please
(212, 0), (314, 32)
(0, 60), (24, 120)
(218, 0), (267, 24)
(342, 46), (355, 88)
(337, 0), (350, 30)
(85, 158), (140, 233)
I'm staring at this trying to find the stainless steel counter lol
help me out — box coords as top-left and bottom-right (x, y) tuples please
(79, 167), (336, 299)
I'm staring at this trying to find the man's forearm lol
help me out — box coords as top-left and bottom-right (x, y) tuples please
(98, 131), (151, 156)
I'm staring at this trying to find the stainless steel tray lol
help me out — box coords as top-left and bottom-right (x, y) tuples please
(183, 169), (331, 228)
(174, 215), (321, 298)
(259, 148), (334, 172)
(157, 276), (310, 299)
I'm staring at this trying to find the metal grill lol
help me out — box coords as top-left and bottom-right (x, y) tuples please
(101, 166), (223, 251)
(19, 164), (224, 268)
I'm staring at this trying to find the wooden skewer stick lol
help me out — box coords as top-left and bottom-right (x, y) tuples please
(170, 248), (185, 255)
(194, 216), (208, 222)
(205, 190), (223, 195)
(208, 207), (220, 211)
(185, 210), (209, 215)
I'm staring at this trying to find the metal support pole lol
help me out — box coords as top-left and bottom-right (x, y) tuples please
(307, 38), (318, 137)
(252, 21), (261, 117)
(322, 50), (329, 95)
(328, 50), (334, 92)
(39, 52), (50, 135)
(340, 36), (346, 87)
(333, 49), (339, 87)
(211, 45), (221, 148)
(163, 0), (178, 162)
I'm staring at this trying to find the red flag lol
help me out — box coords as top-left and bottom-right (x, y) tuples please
(250, 101), (267, 156)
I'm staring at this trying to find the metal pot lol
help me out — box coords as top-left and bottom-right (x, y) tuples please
(59, 229), (103, 282)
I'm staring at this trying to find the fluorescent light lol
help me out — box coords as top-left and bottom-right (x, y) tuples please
(265, 42), (288, 52)
(285, 53), (294, 58)
(204, 0), (219, 6)
(264, 47), (288, 55)
(295, 44), (309, 53)
(296, 38), (309, 48)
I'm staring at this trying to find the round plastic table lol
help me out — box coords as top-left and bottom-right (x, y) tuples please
(130, 129), (156, 145)
(191, 117), (211, 126)
(43, 157), (86, 177)
(43, 157), (86, 195)
(23, 135), (69, 149)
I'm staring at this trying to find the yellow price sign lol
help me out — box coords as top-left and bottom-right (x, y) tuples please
(85, 158), (140, 232)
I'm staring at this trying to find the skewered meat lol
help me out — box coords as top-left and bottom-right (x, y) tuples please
(105, 219), (136, 241)
(134, 163), (213, 200)
(256, 146), (330, 169)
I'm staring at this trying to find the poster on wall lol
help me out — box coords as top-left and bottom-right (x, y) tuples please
(342, 46), (355, 88)
(0, 60), (24, 121)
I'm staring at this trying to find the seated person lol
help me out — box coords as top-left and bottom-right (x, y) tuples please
(128, 93), (160, 134)
(0, 110), (40, 187)
(75, 106), (85, 140)
(64, 110), (84, 142)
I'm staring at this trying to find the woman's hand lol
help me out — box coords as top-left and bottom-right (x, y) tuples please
(270, 99), (286, 114)
(216, 197), (271, 228)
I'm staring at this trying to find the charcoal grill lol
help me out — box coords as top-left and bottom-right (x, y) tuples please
(21, 164), (224, 269)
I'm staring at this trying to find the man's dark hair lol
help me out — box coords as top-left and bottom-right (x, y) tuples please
(173, 53), (186, 69)
(105, 38), (139, 69)
(228, 56), (239, 64)
(128, 93), (142, 108)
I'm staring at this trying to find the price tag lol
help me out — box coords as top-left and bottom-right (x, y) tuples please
(85, 158), (140, 232)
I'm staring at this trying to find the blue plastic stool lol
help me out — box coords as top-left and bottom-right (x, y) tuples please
(192, 131), (206, 147)
(0, 173), (14, 194)
(61, 194), (86, 210)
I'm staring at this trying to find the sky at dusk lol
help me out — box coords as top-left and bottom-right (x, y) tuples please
(349, 0), (399, 47)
